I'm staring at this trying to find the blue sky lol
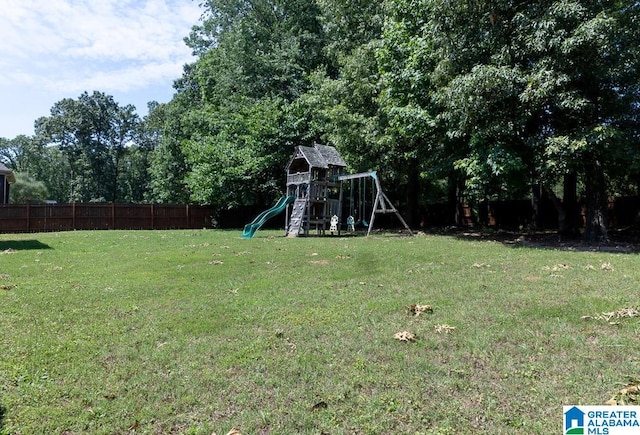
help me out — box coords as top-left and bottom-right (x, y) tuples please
(0, 0), (202, 139)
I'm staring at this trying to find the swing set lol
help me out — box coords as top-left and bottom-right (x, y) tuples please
(337, 171), (412, 236)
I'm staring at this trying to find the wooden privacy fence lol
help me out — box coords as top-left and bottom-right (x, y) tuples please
(0, 203), (215, 233)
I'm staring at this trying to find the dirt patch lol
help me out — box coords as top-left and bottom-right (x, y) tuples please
(309, 260), (329, 265)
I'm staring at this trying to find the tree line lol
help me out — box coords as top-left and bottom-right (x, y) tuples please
(1, 0), (638, 242)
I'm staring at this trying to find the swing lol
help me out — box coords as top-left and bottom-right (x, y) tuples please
(360, 177), (369, 227)
(346, 179), (356, 231)
(347, 177), (369, 229)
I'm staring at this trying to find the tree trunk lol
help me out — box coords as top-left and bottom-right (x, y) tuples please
(584, 159), (608, 243)
(404, 163), (420, 228)
(530, 182), (541, 230)
(544, 172), (580, 237)
(447, 172), (465, 226)
(561, 172), (580, 237)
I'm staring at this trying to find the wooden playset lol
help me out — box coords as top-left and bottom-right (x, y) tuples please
(242, 143), (412, 238)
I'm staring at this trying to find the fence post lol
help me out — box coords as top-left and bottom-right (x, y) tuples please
(111, 203), (116, 229)
(26, 204), (30, 232)
(72, 203), (76, 230)
(186, 204), (190, 227)
(151, 204), (154, 230)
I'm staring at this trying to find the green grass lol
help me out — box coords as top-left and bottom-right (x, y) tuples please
(1, 229), (639, 434)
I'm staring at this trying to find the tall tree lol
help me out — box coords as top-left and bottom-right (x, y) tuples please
(35, 91), (140, 202)
(163, 0), (329, 209)
(147, 66), (200, 204)
(413, 0), (640, 240)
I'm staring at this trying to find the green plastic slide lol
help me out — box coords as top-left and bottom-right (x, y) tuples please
(242, 195), (295, 238)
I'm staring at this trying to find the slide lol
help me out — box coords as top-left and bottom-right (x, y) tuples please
(242, 195), (295, 238)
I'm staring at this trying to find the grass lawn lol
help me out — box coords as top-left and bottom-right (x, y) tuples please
(1, 229), (639, 434)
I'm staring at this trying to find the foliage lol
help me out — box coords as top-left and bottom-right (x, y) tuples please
(0, 135), (71, 203)
(184, 98), (289, 207)
(9, 172), (48, 204)
(145, 88), (197, 204)
(155, 0), (331, 210)
(34, 91), (141, 203)
(412, 0), (640, 238)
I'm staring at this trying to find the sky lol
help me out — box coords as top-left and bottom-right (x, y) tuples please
(0, 0), (203, 139)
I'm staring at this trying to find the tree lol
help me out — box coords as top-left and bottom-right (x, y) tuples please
(10, 172), (48, 204)
(408, 0), (640, 240)
(147, 65), (201, 204)
(158, 0), (329, 210)
(305, 0), (445, 226)
(0, 135), (70, 203)
(35, 91), (140, 202)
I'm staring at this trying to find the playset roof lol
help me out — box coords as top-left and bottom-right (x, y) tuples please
(290, 143), (347, 170)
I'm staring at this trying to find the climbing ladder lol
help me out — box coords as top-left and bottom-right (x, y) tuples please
(287, 198), (307, 237)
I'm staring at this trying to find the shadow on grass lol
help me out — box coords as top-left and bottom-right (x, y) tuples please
(0, 403), (5, 432)
(432, 227), (640, 254)
(0, 240), (52, 251)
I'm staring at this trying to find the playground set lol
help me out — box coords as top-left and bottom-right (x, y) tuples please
(242, 143), (412, 238)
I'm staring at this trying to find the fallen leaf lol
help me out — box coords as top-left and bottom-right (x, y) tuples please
(407, 304), (434, 316)
(584, 307), (640, 323)
(543, 264), (570, 272)
(394, 331), (416, 342)
(607, 378), (640, 406)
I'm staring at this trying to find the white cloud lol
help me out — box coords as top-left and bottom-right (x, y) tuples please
(0, 0), (201, 93)
(0, 0), (202, 137)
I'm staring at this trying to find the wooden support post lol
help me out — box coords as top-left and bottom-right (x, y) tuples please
(338, 180), (344, 236)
